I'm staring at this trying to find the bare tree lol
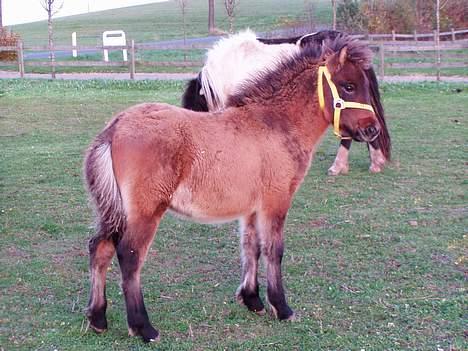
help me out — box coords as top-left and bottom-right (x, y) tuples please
(331, 0), (337, 30)
(175, 0), (189, 61)
(304, 0), (316, 31)
(40, 0), (63, 79)
(208, 0), (215, 33)
(224, 0), (239, 34)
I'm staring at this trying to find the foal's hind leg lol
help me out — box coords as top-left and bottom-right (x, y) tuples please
(86, 232), (116, 333)
(117, 214), (162, 343)
(236, 214), (265, 315)
(258, 211), (294, 320)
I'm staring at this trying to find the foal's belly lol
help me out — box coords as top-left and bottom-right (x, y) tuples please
(168, 183), (256, 224)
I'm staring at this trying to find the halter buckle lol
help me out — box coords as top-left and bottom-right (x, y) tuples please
(333, 98), (345, 110)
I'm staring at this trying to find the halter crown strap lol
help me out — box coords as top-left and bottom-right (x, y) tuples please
(317, 66), (374, 139)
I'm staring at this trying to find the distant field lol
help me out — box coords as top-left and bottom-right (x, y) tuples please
(10, 0), (332, 46)
(0, 79), (466, 350)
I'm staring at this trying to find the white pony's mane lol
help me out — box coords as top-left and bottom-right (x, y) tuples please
(201, 29), (300, 111)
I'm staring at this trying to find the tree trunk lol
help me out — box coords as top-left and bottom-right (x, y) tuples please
(182, 7), (187, 61)
(208, 0), (215, 33)
(0, 0), (3, 28)
(47, 4), (56, 79)
(435, 0), (441, 81)
(331, 0), (337, 30)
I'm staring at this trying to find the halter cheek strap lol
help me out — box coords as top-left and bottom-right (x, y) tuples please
(317, 66), (374, 139)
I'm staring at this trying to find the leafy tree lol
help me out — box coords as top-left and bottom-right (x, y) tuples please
(336, 0), (367, 32)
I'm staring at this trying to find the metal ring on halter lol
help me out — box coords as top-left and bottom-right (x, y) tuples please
(333, 98), (345, 110)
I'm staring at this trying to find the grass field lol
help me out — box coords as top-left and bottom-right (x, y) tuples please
(4, 0), (467, 77)
(0, 79), (466, 350)
(10, 0), (331, 46)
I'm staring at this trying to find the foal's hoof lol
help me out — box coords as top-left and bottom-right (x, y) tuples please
(269, 304), (295, 321)
(129, 325), (160, 343)
(85, 310), (108, 333)
(327, 165), (349, 176)
(369, 164), (383, 173)
(236, 288), (265, 315)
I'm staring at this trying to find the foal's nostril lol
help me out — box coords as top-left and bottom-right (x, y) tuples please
(365, 125), (379, 138)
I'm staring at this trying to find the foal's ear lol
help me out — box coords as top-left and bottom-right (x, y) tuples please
(338, 46), (348, 66)
(325, 45), (348, 74)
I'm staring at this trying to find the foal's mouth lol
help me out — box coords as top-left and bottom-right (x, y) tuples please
(355, 126), (380, 143)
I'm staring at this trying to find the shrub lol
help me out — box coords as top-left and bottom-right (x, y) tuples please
(0, 28), (20, 61)
(336, 0), (367, 33)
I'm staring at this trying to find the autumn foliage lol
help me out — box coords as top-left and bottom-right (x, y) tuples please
(0, 28), (20, 61)
(337, 0), (468, 34)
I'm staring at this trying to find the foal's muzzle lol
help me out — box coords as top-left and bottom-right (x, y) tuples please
(355, 123), (380, 142)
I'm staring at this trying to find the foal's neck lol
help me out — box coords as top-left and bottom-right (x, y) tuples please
(258, 66), (330, 152)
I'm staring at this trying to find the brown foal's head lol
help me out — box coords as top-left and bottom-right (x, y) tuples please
(319, 39), (381, 142)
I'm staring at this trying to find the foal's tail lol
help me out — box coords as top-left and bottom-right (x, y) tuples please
(84, 121), (126, 240)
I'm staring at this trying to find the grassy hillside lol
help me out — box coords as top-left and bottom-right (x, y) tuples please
(10, 0), (332, 46)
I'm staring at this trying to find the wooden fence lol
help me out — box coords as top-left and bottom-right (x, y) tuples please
(1, 28), (467, 80)
(372, 39), (468, 80)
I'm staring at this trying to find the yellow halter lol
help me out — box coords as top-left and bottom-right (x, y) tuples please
(317, 66), (375, 139)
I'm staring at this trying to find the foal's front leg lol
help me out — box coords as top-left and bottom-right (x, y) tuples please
(328, 139), (351, 176)
(368, 140), (386, 173)
(259, 212), (294, 320)
(236, 214), (265, 314)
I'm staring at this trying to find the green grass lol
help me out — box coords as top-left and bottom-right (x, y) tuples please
(0, 80), (466, 350)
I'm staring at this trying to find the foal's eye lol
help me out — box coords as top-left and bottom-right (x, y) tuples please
(342, 83), (355, 93)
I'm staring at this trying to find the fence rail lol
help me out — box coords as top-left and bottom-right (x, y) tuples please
(1, 29), (467, 80)
(355, 28), (468, 41)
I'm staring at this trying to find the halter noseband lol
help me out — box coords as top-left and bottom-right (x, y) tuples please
(317, 66), (375, 139)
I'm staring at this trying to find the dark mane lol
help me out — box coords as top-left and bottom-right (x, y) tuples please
(227, 35), (373, 108)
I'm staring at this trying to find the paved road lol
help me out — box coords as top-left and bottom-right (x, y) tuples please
(1, 70), (467, 83)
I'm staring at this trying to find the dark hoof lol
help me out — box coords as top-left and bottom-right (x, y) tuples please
(129, 325), (160, 343)
(86, 309), (108, 333)
(269, 304), (295, 321)
(236, 287), (265, 315)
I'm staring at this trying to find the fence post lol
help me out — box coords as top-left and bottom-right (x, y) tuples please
(451, 28), (455, 41)
(379, 43), (385, 81)
(17, 41), (25, 78)
(129, 39), (135, 80)
(72, 32), (77, 57)
(413, 30), (418, 41)
(391, 30), (396, 41)
(435, 30), (441, 81)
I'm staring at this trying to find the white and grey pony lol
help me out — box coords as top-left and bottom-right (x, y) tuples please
(181, 30), (391, 175)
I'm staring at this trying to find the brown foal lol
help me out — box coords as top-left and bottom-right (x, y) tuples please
(84, 36), (380, 342)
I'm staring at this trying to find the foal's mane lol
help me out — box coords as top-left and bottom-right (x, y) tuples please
(226, 35), (373, 108)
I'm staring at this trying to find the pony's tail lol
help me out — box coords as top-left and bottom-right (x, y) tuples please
(367, 67), (391, 160)
(84, 124), (126, 240)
